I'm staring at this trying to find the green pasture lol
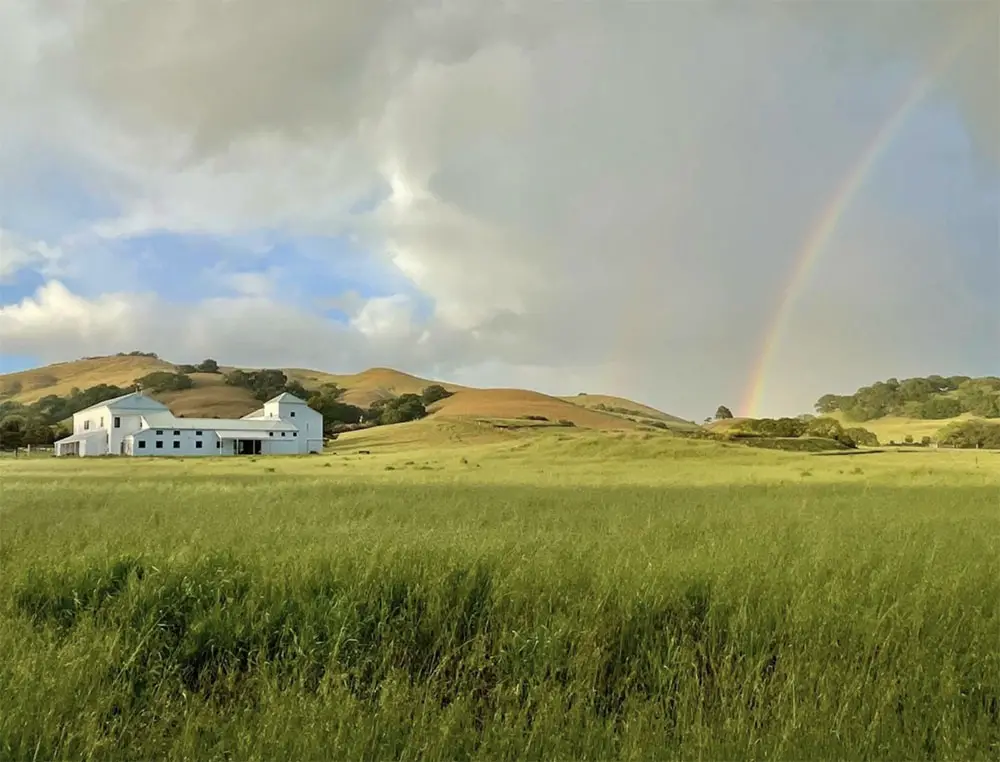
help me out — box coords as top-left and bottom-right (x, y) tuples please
(1, 424), (998, 760)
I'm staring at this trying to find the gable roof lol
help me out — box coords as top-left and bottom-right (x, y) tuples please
(77, 391), (170, 414)
(266, 392), (308, 404)
(140, 411), (296, 432)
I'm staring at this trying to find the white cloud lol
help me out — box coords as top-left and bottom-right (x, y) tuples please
(0, 1), (997, 417)
(0, 229), (63, 282)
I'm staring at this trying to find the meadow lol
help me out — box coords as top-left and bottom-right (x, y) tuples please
(1, 423), (998, 760)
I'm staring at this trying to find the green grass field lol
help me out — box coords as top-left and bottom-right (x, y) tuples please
(2, 424), (998, 760)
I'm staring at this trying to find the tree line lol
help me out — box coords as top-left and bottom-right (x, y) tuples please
(728, 416), (879, 448)
(0, 356), (458, 449)
(815, 375), (1000, 421)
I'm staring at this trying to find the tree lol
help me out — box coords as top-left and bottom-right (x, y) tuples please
(307, 388), (365, 436)
(196, 358), (219, 373)
(844, 427), (879, 447)
(134, 372), (193, 393)
(0, 416), (25, 450)
(421, 384), (453, 405)
(806, 416), (845, 441)
(917, 397), (962, 420)
(938, 420), (1000, 449)
(715, 405), (734, 420)
(372, 394), (427, 425)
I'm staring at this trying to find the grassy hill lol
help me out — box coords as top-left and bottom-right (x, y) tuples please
(0, 355), (174, 402)
(560, 393), (700, 429)
(0, 355), (677, 431)
(828, 412), (980, 444)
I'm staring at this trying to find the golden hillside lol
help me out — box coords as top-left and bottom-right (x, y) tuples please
(0, 355), (678, 431)
(561, 393), (699, 428)
(282, 367), (465, 409)
(430, 389), (635, 430)
(0, 355), (174, 402)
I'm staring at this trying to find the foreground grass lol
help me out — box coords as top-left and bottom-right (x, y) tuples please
(1, 429), (998, 759)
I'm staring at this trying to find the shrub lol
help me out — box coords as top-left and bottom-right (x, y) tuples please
(421, 385), (453, 405)
(937, 420), (1000, 449)
(134, 372), (194, 393)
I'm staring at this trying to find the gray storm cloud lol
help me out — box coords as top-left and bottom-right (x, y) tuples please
(0, 0), (996, 417)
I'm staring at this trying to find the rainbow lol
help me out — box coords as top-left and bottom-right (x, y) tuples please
(740, 19), (984, 418)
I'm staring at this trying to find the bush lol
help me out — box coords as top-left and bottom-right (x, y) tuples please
(134, 372), (194, 393)
(421, 385), (453, 405)
(844, 427), (879, 447)
(937, 420), (1000, 449)
(372, 394), (427, 426)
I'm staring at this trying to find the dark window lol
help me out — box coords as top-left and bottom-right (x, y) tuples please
(173, 441), (180, 449)
(84, 420), (90, 430)
(293, 432), (297, 437)
(195, 441), (203, 449)
(216, 441), (222, 448)
(195, 430), (202, 436)
(269, 432), (273, 437)
(281, 432), (286, 436)
(155, 441), (163, 449)
(173, 430), (180, 436)
(290, 411), (296, 417)
(156, 430), (163, 435)
(114, 416), (121, 428)
(138, 441), (146, 449)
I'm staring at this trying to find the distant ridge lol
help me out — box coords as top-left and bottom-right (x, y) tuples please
(0, 355), (685, 431)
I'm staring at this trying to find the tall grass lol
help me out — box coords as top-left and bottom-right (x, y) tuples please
(1, 462), (998, 759)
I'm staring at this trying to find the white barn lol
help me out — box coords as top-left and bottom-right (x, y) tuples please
(54, 391), (323, 457)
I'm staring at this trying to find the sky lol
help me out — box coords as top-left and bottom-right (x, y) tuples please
(0, 0), (997, 419)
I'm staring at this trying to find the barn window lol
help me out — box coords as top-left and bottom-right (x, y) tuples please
(281, 432), (286, 436)
(195, 441), (203, 449)
(195, 430), (202, 436)
(173, 430), (180, 436)
(216, 441), (222, 448)
(290, 411), (296, 417)
(114, 416), (121, 428)
(293, 432), (297, 437)
(155, 441), (163, 449)
(156, 430), (163, 435)
(173, 441), (180, 449)
(100, 417), (105, 427)
(137, 441), (146, 449)
(269, 432), (273, 437)
(84, 420), (90, 430)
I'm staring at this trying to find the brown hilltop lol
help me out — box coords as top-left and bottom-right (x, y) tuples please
(0, 355), (687, 431)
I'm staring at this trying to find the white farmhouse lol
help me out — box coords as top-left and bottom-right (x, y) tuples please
(54, 391), (323, 457)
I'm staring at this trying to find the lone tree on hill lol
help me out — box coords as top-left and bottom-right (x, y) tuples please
(715, 405), (734, 420)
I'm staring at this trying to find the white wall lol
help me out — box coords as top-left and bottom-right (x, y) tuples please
(78, 429), (108, 456)
(263, 437), (299, 455)
(108, 413), (145, 455)
(131, 427), (222, 456)
(262, 399), (323, 453)
(74, 406), (107, 435)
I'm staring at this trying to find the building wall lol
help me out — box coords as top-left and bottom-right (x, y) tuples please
(108, 413), (145, 455)
(74, 406), (108, 435)
(263, 437), (299, 455)
(262, 400), (323, 453)
(131, 427), (222, 456)
(78, 430), (109, 456)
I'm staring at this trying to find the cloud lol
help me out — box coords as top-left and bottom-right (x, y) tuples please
(0, 228), (63, 283)
(0, 1), (997, 417)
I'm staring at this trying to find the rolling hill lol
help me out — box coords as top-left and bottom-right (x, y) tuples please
(0, 355), (677, 431)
